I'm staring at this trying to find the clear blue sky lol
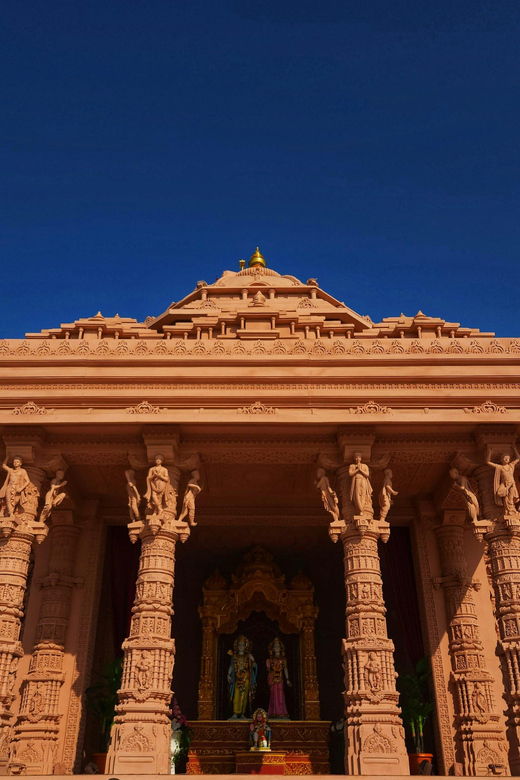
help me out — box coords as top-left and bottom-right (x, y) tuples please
(2, 0), (519, 337)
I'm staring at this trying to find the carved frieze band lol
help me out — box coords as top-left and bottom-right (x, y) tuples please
(1, 336), (520, 359)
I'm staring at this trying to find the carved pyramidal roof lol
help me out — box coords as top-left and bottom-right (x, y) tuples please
(27, 249), (493, 341)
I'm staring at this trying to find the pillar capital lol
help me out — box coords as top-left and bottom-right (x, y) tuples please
(142, 424), (180, 465)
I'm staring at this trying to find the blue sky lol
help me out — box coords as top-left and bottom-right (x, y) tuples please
(1, 0), (519, 337)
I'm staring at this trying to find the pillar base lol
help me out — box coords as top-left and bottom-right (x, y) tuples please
(107, 717), (172, 775)
(345, 717), (409, 776)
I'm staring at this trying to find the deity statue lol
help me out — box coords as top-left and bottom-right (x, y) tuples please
(379, 468), (398, 523)
(472, 681), (487, 715)
(449, 468), (480, 524)
(315, 468), (340, 523)
(125, 469), (141, 522)
(349, 452), (373, 517)
(136, 650), (153, 690)
(266, 637), (292, 719)
(40, 470), (68, 523)
(486, 446), (520, 515)
(364, 652), (382, 693)
(0, 456), (31, 517)
(177, 470), (203, 526)
(227, 635), (257, 719)
(249, 708), (272, 750)
(144, 455), (172, 516)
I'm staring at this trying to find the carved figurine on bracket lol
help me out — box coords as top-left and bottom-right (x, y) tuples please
(228, 635), (257, 719)
(39, 470), (68, 524)
(125, 469), (141, 522)
(0, 456), (30, 517)
(249, 708), (271, 750)
(379, 468), (398, 523)
(486, 445), (520, 516)
(144, 455), (171, 515)
(266, 637), (292, 719)
(315, 467), (343, 541)
(177, 470), (203, 526)
(449, 468), (480, 524)
(349, 452), (374, 524)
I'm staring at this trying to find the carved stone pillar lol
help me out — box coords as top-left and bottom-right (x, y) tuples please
(473, 425), (520, 774)
(0, 429), (48, 773)
(8, 510), (81, 775)
(301, 610), (320, 720)
(107, 447), (191, 775)
(334, 429), (408, 776)
(197, 614), (217, 719)
(434, 511), (508, 776)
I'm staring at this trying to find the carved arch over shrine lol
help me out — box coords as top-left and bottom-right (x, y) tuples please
(197, 547), (319, 720)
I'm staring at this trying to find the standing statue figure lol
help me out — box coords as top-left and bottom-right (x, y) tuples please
(144, 455), (171, 515)
(40, 470), (68, 524)
(228, 635), (257, 719)
(472, 681), (488, 715)
(486, 446), (520, 515)
(315, 468), (340, 523)
(0, 457), (31, 517)
(266, 637), (292, 719)
(450, 468), (480, 524)
(136, 650), (153, 691)
(177, 470), (203, 526)
(379, 468), (398, 523)
(125, 469), (141, 522)
(364, 652), (383, 693)
(349, 452), (373, 517)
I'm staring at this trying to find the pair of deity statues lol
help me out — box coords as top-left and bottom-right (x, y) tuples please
(0, 457), (67, 523)
(125, 455), (202, 527)
(227, 635), (291, 720)
(315, 455), (398, 526)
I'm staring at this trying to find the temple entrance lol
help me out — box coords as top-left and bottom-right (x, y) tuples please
(86, 520), (429, 774)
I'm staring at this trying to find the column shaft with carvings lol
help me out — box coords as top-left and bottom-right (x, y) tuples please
(301, 612), (320, 719)
(197, 615), (217, 719)
(473, 425), (520, 774)
(8, 511), (80, 775)
(435, 514), (508, 776)
(107, 453), (190, 776)
(334, 429), (408, 776)
(0, 531), (37, 770)
(0, 429), (49, 773)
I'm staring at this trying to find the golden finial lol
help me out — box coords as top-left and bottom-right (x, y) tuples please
(248, 247), (266, 268)
(239, 258), (246, 270)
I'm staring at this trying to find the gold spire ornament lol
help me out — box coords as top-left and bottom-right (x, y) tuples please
(248, 247), (266, 269)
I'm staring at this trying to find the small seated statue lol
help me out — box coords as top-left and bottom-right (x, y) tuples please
(249, 708), (271, 751)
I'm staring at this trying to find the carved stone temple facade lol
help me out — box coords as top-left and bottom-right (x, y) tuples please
(0, 249), (519, 776)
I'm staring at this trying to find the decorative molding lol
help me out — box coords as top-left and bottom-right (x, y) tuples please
(126, 401), (164, 415)
(237, 401), (276, 415)
(349, 401), (390, 415)
(464, 400), (507, 415)
(3, 336), (520, 360)
(12, 402), (47, 416)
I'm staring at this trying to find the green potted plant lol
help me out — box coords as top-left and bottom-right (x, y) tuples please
(398, 656), (434, 775)
(85, 657), (123, 773)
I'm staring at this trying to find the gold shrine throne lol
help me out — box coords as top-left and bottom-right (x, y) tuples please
(188, 548), (330, 775)
(197, 546), (320, 720)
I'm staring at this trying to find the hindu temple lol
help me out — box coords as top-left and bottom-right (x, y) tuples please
(0, 248), (519, 777)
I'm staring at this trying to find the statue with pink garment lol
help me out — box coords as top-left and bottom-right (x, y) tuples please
(266, 637), (292, 719)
